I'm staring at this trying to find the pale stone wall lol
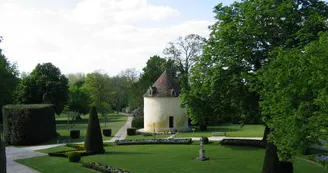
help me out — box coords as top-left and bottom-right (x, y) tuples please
(144, 97), (188, 132)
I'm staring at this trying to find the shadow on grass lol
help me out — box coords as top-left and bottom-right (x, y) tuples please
(191, 127), (240, 133)
(219, 145), (263, 151)
(104, 151), (151, 155)
(55, 118), (124, 125)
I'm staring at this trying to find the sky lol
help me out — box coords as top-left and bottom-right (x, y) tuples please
(0, 0), (237, 76)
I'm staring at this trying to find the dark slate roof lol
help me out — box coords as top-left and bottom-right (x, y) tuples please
(143, 70), (180, 97)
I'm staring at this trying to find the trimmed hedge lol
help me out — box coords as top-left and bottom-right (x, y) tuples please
(131, 116), (143, 129)
(115, 138), (192, 145)
(102, 129), (111, 137)
(84, 106), (105, 154)
(127, 128), (136, 136)
(0, 137), (6, 173)
(68, 152), (81, 162)
(70, 130), (80, 139)
(2, 104), (57, 145)
(66, 144), (84, 150)
(82, 162), (132, 173)
(219, 139), (266, 148)
(48, 150), (95, 157)
(202, 137), (209, 144)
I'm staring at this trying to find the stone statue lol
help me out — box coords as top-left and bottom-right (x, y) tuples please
(194, 137), (209, 161)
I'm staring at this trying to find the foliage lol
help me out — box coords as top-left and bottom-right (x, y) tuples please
(309, 154), (328, 168)
(66, 83), (90, 116)
(127, 128), (136, 136)
(67, 152), (81, 163)
(70, 130), (80, 139)
(48, 150), (94, 158)
(220, 139), (266, 148)
(66, 144), (85, 150)
(82, 162), (132, 173)
(0, 136), (6, 173)
(163, 34), (205, 89)
(258, 32), (328, 161)
(201, 137), (209, 144)
(115, 138), (192, 145)
(0, 39), (19, 124)
(131, 116), (144, 129)
(2, 104), (56, 145)
(66, 73), (85, 87)
(16, 63), (69, 115)
(84, 106), (105, 154)
(102, 129), (111, 137)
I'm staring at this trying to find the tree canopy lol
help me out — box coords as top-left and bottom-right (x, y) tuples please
(16, 63), (68, 115)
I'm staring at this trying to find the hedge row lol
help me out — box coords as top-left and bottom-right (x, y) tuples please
(48, 150), (95, 157)
(2, 104), (57, 145)
(219, 139), (266, 148)
(309, 154), (328, 167)
(82, 162), (132, 173)
(131, 116), (143, 129)
(115, 138), (192, 145)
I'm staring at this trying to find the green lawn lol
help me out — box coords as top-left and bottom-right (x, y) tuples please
(174, 124), (265, 138)
(42, 114), (128, 144)
(125, 134), (171, 140)
(17, 143), (325, 173)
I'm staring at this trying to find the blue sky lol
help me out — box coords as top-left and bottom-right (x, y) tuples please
(0, 0), (237, 75)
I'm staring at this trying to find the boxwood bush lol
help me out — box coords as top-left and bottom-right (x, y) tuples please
(67, 152), (81, 162)
(70, 130), (80, 139)
(82, 162), (132, 173)
(131, 116), (143, 129)
(127, 128), (136, 136)
(102, 129), (111, 137)
(2, 104), (57, 145)
(202, 137), (209, 144)
(219, 139), (266, 148)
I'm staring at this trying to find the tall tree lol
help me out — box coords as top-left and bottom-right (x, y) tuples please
(259, 31), (328, 164)
(66, 73), (85, 87)
(16, 63), (68, 115)
(0, 38), (19, 123)
(82, 71), (114, 126)
(182, 0), (328, 172)
(163, 34), (205, 89)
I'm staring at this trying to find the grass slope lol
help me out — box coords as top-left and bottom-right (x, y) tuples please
(18, 143), (325, 173)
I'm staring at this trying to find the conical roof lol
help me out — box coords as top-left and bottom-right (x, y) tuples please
(144, 70), (180, 97)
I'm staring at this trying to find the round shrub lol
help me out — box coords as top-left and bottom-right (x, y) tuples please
(102, 129), (112, 137)
(67, 152), (81, 162)
(131, 116), (144, 129)
(202, 137), (209, 144)
(70, 130), (80, 139)
(127, 128), (136, 136)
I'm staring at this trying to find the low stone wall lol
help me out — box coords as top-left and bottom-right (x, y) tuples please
(0, 137), (6, 173)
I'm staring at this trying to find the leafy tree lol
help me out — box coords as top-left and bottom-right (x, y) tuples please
(66, 73), (85, 87)
(110, 76), (128, 114)
(259, 31), (328, 163)
(0, 38), (20, 123)
(164, 34), (205, 89)
(82, 71), (114, 126)
(84, 106), (104, 154)
(182, 0), (328, 172)
(16, 63), (68, 115)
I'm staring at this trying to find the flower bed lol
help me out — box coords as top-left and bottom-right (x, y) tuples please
(82, 162), (132, 173)
(219, 139), (266, 148)
(48, 150), (95, 157)
(309, 154), (328, 167)
(66, 144), (85, 150)
(115, 138), (192, 145)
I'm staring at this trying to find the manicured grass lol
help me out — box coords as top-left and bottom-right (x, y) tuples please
(42, 114), (128, 144)
(125, 134), (171, 140)
(174, 124), (265, 138)
(18, 143), (325, 173)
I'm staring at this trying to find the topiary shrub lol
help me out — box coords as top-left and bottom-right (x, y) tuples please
(102, 129), (111, 137)
(70, 130), (80, 139)
(0, 136), (6, 173)
(127, 128), (136, 136)
(2, 104), (56, 145)
(131, 116), (144, 129)
(67, 152), (81, 162)
(84, 106), (105, 154)
(201, 137), (209, 144)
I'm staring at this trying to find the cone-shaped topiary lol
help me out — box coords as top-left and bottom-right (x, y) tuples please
(0, 136), (6, 173)
(84, 106), (105, 154)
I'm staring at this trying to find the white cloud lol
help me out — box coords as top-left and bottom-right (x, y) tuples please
(0, 0), (212, 76)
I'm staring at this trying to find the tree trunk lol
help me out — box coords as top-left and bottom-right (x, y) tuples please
(262, 127), (293, 173)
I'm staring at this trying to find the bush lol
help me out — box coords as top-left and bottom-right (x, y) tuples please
(48, 149), (94, 157)
(0, 137), (6, 173)
(102, 129), (111, 137)
(82, 162), (132, 173)
(131, 116), (144, 129)
(70, 130), (80, 139)
(127, 128), (136, 136)
(115, 138), (192, 145)
(201, 137), (209, 144)
(67, 152), (81, 162)
(2, 104), (57, 145)
(66, 144), (84, 150)
(219, 139), (266, 148)
(84, 106), (105, 154)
